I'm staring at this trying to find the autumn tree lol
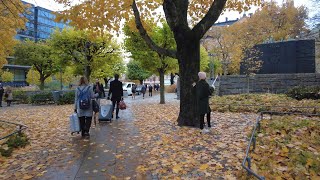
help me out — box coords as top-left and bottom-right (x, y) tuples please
(54, 0), (261, 126)
(14, 40), (59, 90)
(126, 60), (152, 85)
(0, 70), (14, 82)
(124, 22), (178, 104)
(204, 0), (308, 75)
(49, 28), (117, 82)
(0, 0), (27, 68)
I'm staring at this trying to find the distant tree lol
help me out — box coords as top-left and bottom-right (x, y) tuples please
(126, 60), (151, 85)
(14, 41), (59, 90)
(26, 68), (52, 87)
(49, 28), (118, 82)
(1, 70), (14, 82)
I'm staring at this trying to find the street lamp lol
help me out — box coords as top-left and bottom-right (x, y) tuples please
(208, 53), (216, 79)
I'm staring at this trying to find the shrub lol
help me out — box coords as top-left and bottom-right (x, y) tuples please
(12, 90), (30, 104)
(0, 133), (29, 157)
(30, 91), (54, 104)
(287, 86), (320, 100)
(58, 91), (75, 105)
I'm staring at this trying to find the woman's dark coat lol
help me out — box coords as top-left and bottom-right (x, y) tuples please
(195, 79), (211, 115)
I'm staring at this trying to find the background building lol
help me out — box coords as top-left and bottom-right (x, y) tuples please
(2, 0), (68, 86)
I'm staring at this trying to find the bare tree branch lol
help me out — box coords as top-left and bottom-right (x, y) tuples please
(131, 0), (177, 59)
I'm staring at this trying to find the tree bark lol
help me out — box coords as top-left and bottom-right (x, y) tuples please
(39, 75), (45, 90)
(139, 79), (143, 85)
(84, 65), (91, 82)
(159, 69), (165, 104)
(176, 37), (200, 127)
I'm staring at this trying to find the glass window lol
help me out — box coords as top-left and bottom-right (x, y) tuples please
(14, 70), (26, 81)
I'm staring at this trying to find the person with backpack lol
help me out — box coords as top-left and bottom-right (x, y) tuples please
(193, 72), (212, 134)
(107, 74), (123, 119)
(74, 76), (97, 137)
(148, 84), (153, 97)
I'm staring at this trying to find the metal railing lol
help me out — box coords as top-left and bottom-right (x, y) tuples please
(241, 110), (320, 179)
(0, 120), (28, 141)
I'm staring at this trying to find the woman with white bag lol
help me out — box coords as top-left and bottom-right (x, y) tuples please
(74, 76), (98, 137)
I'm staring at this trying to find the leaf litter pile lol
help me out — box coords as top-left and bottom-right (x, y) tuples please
(238, 115), (320, 179)
(131, 102), (257, 179)
(0, 105), (88, 179)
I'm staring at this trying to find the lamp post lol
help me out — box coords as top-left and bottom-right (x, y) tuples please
(208, 53), (215, 79)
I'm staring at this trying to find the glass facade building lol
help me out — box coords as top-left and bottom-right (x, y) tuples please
(15, 1), (68, 42)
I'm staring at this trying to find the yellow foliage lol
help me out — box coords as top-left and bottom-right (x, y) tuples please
(26, 68), (52, 86)
(0, 1), (27, 67)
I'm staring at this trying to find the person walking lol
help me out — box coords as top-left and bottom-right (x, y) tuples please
(131, 84), (136, 99)
(193, 72), (212, 133)
(74, 76), (97, 137)
(141, 84), (146, 99)
(0, 84), (4, 107)
(5, 86), (13, 107)
(107, 74), (123, 119)
(148, 84), (153, 97)
(93, 79), (105, 99)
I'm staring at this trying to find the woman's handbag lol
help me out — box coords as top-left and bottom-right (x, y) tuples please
(118, 100), (126, 110)
(92, 99), (100, 113)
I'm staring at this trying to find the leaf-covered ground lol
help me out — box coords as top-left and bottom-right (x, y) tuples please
(238, 115), (320, 179)
(211, 94), (320, 113)
(132, 102), (257, 179)
(0, 105), (85, 179)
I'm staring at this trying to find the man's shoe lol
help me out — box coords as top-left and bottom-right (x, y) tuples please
(116, 116), (120, 119)
(202, 129), (210, 134)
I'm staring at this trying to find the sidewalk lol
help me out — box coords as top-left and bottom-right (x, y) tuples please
(40, 93), (177, 179)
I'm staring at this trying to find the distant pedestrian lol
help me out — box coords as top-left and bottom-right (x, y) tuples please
(107, 74), (123, 119)
(74, 76), (97, 137)
(0, 84), (4, 107)
(141, 84), (146, 99)
(131, 84), (136, 99)
(148, 84), (153, 96)
(193, 72), (212, 133)
(93, 79), (105, 99)
(4, 86), (13, 107)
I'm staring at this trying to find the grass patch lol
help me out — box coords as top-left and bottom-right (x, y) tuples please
(210, 93), (320, 113)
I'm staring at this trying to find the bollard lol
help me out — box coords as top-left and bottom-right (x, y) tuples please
(252, 137), (256, 152)
(247, 157), (251, 170)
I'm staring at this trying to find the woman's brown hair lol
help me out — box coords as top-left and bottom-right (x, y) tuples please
(78, 76), (88, 86)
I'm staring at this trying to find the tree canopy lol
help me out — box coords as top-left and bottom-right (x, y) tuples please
(0, 0), (27, 68)
(14, 40), (59, 90)
(54, 0), (262, 126)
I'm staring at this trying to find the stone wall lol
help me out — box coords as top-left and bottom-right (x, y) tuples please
(218, 73), (320, 95)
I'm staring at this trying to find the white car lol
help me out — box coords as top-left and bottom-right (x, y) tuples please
(122, 82), (135, 95)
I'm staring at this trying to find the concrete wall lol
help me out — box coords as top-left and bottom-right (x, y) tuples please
(316, 41), (320, 73)
(219, 73), (320, 95)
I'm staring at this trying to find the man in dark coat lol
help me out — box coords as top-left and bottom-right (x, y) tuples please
(194, 72), (212, 133)
(107, 74), (123, 119)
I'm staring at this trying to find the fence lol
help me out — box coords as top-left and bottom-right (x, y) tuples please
(0, 120), (28, 141)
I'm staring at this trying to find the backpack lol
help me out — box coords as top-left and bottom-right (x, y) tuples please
(78, 86), (91, 110)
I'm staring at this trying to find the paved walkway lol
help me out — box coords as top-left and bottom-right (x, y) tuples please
(39, 92), (178, 179)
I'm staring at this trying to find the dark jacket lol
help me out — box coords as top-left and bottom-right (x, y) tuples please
(0, 87), (4, 96)
(108, 79), (123, 101)
(93, 83), (105, 98)
(195, 79), (211, 115)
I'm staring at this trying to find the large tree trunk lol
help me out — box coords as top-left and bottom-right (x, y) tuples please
(139, 79), (143, 85)
(170, 73), (175, 85)
(103, 78), (110, 89)
(159, 69), (165, 104)
(177, 37), (200, 127)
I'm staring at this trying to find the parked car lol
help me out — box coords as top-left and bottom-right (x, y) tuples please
(122, 82), (135, 95)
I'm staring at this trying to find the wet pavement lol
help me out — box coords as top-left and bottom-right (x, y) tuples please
(40, 92), (179, 180)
